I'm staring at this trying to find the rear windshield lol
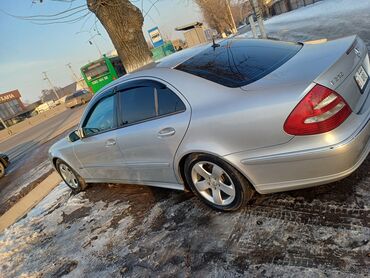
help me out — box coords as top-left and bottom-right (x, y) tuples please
(175, 39), (302, 88)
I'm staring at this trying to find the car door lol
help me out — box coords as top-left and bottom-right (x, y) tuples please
(73, 90), (124, 181)
(115, 79), (191, 185)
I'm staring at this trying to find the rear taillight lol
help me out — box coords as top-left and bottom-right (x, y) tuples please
(284, 84), (352, 135)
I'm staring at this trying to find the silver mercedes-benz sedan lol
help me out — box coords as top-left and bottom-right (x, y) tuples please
(49, 36), (370, 211)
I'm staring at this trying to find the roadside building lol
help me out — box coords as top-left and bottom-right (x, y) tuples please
(41, 80), (87, 103)
(175, 22), (208, 48)
(0, 90), (26, 125)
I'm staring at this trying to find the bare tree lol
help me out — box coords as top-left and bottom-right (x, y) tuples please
(230, 0), (253, 26)
(87, 0), (153, 72)
(194, 0), (237, 36)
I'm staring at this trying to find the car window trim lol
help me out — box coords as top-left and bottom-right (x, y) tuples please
(117, 110), (186, 129)
(80, 89), (119, 139)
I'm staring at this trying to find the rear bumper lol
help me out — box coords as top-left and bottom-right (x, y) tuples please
(225, 114), (370, 194)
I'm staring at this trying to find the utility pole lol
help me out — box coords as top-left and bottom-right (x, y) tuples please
(225, 0), (238, 34)
(42, 72), (60, 100)
(251, 0), (267, 39)
(66, 63), (80, 83)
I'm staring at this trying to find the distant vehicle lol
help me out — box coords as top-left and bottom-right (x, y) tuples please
(35, 101), (57, 113)
(50, 36), (369, 211)
(0, 153), (9, 178)
(65, 90), (93, 109)
(81, 55), (126, 94)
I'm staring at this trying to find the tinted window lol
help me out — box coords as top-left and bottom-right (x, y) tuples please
(175, 39), (302, 88)
(74, 90), (85, 97)
(157, 88), (186, 115)
(120, 87), (156, 125)
(83, 95), (115, 136)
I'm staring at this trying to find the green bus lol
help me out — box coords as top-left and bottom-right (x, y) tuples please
(81, 55), (126, 94)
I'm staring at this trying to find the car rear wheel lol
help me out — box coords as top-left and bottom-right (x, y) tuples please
(184, 154), (254, 211)
(56, 159), (87, 192)
(0, 162), (5, 178)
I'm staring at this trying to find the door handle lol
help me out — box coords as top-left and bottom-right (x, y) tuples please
(105, 139), (116, 147)
(158, 127), (176, 138)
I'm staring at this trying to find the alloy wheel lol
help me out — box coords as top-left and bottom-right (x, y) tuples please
(0, 163), (5, 178)
(191, 161), (236, 206)
(59, 164), (79, 189)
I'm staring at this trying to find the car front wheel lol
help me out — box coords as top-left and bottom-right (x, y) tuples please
(0, 162), (5, 178)
(56, 159), (87, 192)
(184, 154), (255, 211)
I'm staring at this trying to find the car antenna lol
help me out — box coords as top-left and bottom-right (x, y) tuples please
(211, 36), (220, 50)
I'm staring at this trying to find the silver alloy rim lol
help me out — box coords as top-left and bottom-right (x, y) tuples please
(0, 163), (4, 177)
(59, 164), (79, 189)
(191, 161), (236, 206)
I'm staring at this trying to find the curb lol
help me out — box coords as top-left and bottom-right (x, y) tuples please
(0, 171), (62, 233)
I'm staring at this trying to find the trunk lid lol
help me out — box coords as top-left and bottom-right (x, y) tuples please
(314, 36), (370, 114)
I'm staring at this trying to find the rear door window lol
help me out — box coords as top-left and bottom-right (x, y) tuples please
(119, 87), (156, 125)
(118, 82), (186, 126)
(157, 87), (186, 116)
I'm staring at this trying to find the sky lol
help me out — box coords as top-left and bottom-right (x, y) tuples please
(0, 0), (202, 103)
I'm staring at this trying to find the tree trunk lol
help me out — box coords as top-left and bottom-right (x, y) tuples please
(87, 0), (153, 73)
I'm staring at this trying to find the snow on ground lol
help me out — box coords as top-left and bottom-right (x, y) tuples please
(266, 0), (370, 26)
(239, 0), (370, 49)
(0, 159), (369, 277)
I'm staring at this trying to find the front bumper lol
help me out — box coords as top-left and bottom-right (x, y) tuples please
(225, 113), (370, 194)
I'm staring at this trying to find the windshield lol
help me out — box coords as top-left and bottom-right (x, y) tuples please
(82, 61), (109, 81)
(175, 39), (302, 88)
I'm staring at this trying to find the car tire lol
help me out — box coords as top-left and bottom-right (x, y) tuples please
(184, 154), (255, 211)
(56, 159), (87, 193)
(0, 162), (5, 179)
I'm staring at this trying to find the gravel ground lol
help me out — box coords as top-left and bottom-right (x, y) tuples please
(0, 1), (369, 277)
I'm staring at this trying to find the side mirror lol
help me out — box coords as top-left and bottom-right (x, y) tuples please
(68, 130), (80, 142)
(78, 128), (85, 139)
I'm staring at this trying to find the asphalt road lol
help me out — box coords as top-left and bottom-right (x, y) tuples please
(0, 105), (85, 216)
(0, 105), (84, 164)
